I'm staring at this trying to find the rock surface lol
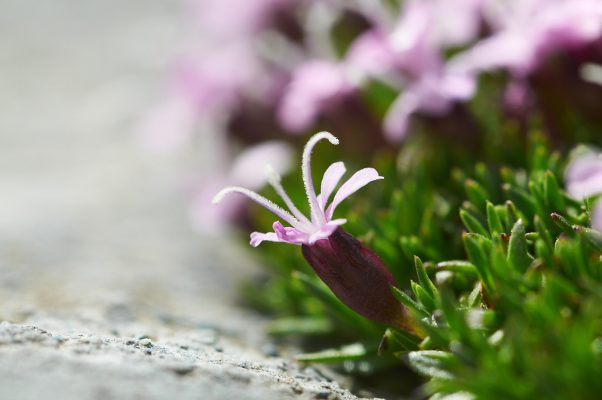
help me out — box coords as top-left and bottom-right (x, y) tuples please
(0, 1), (374, 399)
(0, 320), (363, 400)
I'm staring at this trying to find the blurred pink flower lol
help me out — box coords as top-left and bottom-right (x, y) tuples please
(143, 0), (298, 150)
(213, 132), (383, 246)
(451, 0), (602, 77)
(387, 1), (443, 77)
(384, 72), (475, 140)
(277, 62), (355, 133)
(193, 140), (294, 230)
(142, 46), (275, 151)
(566, 151), (602, 200)
(388, 0), (483, 76)
(566, 149), (602, 231)
(278, 0), (483, 139)
(378, 0), (480, 140)
(192, 0), (293, 41)
(346, 30), (398, 77)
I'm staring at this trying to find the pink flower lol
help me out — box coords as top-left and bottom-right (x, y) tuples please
(214, 131), (411, 330)
(566, 149), (602, 231)
(348, 0), (480, 141)
(566, 151), (602, 200)
(345, 30), (399, 77)
(384, 71), (476, 141)
(213, 132), (383, 246)
(192, 0), (293, 42)
(277, 62), (355, 133)
(192, 140), (294, 230)
(388, 0), (483, 76)
(450, 0), (602, 77)
(141, 47), (266, 151)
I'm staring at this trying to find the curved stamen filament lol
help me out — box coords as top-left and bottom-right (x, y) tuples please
(264, 165), (313, 228)
(302, 132), (339, 225)
(213, 186), (303, 229)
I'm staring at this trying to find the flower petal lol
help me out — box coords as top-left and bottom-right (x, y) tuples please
(326, 168), (383, 220)
(229, 141), (293, 190)
(301, 132), (339, 226)
(592, 201), (602, 233)
(383, 92), (418, 141)
(213, 186), (301, 229)
(277, 62), (353, 133)
(250, 231), (280, 247)
(566, 153), (602, 200)
(273, 221), (307, 245)
(319, 161), (346, 210)
(308, 219), (347, 245)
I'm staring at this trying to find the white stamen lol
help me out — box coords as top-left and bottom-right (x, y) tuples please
(302, 132), (339, 225)
(264, 165), (312, 226)
(213, 186), (302, 229)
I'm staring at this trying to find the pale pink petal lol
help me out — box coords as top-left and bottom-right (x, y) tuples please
(250, 231), (281, 247)
(277, 61), (354, 133)
(301, 132), (339, 226)
(326, 169), (383, 220)
(346, 30), (397, 77)
(316, 193), (324, 209)
(192, 178), (243, 231)
(229, 141), (294, 190)
(449, 33), (532, 76)
(566, 153), (602, 200)
(389, 1), (441, 76)
(530, 1), (602, 63)
(383, 92), (418, 141)
(194, 0), (292, 39)
(319, 162), (346, 210)
(308, 219), (347, 245)
(431, 0), (483, 47)
(273, 221), (307, 245)
(213, 186), (301, 229)
(384, 70), (475, 142)
(411, 72), (476, 113)
(439, 72), (476, 102)
(592, 201), (602, 232)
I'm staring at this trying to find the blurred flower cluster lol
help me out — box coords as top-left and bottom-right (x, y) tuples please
(146, 0), (602, 230)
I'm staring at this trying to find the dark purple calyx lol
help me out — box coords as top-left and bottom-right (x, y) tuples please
(302, 229), (413, 332)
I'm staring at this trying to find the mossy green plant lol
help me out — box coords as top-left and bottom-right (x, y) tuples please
(242, 131), (602, 398)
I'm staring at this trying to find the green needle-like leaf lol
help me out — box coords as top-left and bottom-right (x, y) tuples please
(415, 256), (439, 299)
(486, 201), (504, 236)
(391, 286), (430, 318)
(460, 209), (490, 237)
(507, 219), (532, 272)
(296, 343), (370, 363)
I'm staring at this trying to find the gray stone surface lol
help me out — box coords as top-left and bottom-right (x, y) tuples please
(0, 320), (362, 400)
(0, 1), (372, 399)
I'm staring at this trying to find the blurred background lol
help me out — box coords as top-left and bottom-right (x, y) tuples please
(0, 0), (274, 366)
